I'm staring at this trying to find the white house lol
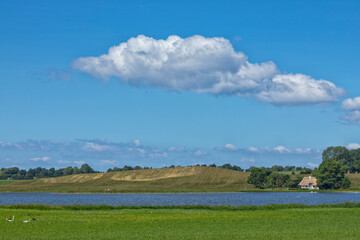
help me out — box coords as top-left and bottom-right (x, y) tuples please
(298, 176), (319, 190)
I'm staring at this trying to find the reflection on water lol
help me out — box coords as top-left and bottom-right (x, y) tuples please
(0, 192), (359, 206)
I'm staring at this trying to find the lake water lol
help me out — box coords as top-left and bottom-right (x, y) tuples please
(1, 192), (360, 206)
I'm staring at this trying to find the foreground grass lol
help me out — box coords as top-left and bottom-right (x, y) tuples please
(1, 204), (360, 239)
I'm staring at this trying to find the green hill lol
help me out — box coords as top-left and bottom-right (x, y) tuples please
(0, 166), (254, 193)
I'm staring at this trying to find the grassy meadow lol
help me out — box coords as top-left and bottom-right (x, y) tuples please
(1, 204), (360, 239)
(1, 167), (360, 193)
(0, 167), (255, 193)
(0, 180), (16, 185)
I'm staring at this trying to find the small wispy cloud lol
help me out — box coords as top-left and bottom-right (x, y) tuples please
(132, 139), (141, 146)
(294, 148), (312, 154)
(194, 150), (207, 156)
(307, 162), (319, 168)
(347, 143), (360, 150)
(82, 142), (112, 152)
(247, 146), (259, 152)
(168, 146), (185, 152)
(30, 156), (51, 161)
(100, 160), (119, 165)
(58, 160), (71, 164)
(341, 97), (360, 125)
(273, 146), (291, 154)
(47, 68), (72, 81)
(224, 144), (237, 150)
(74, 161), (85, 165)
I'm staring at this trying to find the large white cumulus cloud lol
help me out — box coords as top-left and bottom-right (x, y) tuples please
(72, 35), (345, 105)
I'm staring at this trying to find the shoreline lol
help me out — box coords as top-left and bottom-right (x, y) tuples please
(1, 202), (360, 211)
(1, 189), (360, 194)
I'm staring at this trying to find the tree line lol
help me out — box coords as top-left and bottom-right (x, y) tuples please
(322, 146), (360, 173)
(1, 162), (314, 181)
(247, 167), (304, 189)
(0, 164), (97, 180)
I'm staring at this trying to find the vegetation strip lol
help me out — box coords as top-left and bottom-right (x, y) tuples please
(1, 202), (360, 211)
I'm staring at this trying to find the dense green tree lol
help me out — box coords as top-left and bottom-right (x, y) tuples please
(265, 172), (290, 188)
(350, 160), (360, 173)
(314, 158), (351, 189)
(247, 167), (272, 189)
(322, 146), (350, 165)
(284, 166), (296, 171)
(219, 163), (243, 171)
(271, 165), (284, 171)
(80, 164), (95, 174)
(300, 168), (312, 174)
(287, 175), (303, 188)
(122, 165), (134, 171)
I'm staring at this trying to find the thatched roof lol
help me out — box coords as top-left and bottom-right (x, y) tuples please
(298, 176), (317, 186)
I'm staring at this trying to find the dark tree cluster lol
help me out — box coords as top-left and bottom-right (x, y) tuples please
(107, 165), (151, 172)
(0, 164), (97, 180)
(245, 165), (312, 174)
(321, 146), (360, 173)
(313, 158), (351, 189)
(197, 163), (243, 171)
(310, 146), (357, 189)
(247, 167), (302, 189)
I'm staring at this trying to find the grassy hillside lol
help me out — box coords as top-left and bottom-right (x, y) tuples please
(2, 167), (360, 193)
(347, 173), (360, 188)
(0, 166), (254, 193)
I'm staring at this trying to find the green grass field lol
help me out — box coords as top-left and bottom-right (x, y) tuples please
(1, 205), (360, 239)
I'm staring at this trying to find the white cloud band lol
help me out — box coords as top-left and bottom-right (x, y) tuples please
(72, 35), (345, 105)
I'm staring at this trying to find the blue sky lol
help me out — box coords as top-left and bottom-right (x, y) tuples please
(1, 0), (360, 171)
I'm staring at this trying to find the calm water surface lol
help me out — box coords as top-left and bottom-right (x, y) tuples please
(1, 192), (360, 206)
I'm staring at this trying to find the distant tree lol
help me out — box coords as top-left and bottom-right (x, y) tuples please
(220, 163), (233, 169)
(350, 160), (360, 173)
(134, 165), (142, 170)
(63, 166), (74, 176)
(285, 166), (296, 171)
(287, 175), (303, 188)
(73, 167), (81, 174)
(322, 146), (350, 165)
(247, 167), (272, 189)
(209, 164), (217, 168)
(48, 168), (56, 177)
(122, 165), (133, 171)
(271, 165), (284, 171)
(265, 172), (290, 188)
(300, 168), (312, 174)
(349, 149), (360, 172)
(313, 158), (351, 189)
